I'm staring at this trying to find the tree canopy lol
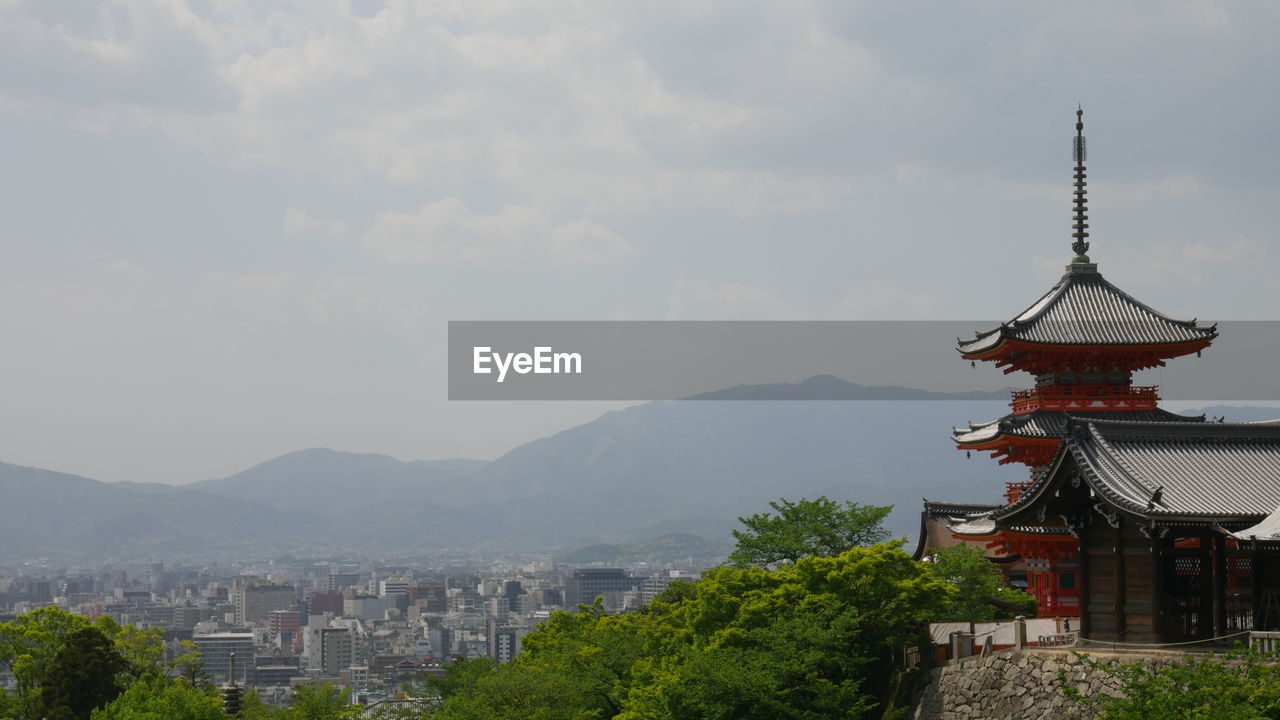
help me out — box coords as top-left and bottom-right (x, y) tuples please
(728, 496), (893, 568)
(0, 607), (167, 720)
(1064, 646), (1280, 719)
(427, 543), (952, 720)
(90, 677), (225, 720)
(926, 544), (1036, 622)
(38, 627), (129, 720)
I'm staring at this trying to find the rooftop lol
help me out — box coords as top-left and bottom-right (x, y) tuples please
(1000, 418), (1280, 524)
(958, 270), (1217, 358)
(954, 408), (1203, 445)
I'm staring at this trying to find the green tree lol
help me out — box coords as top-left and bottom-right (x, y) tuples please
(622, 544), (951, 719)
(430, 662), (599, 720)
(0, 608), (168, 720)
(431, 599), (676, 720)
(168, 641), (206, 688)
(428, 542), (950, 720)
(89, 617), (166, 682)
(38, 627), (129, 720)
(417, 657), (496, 703)
(1063, 646), (1280, 719)
(649, 579), (696, 606)
(926, 544), (1036, 622)
(729, 496), (893, 568)
(281, 683), (359, 720)
(90, 677), (224, 720)
(0, 607), (94, 718)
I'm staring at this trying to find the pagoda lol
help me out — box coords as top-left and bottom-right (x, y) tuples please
(947, 108), (1217, 616)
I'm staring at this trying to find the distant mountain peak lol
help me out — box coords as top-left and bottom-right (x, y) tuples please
(682, 374), (1013, 401)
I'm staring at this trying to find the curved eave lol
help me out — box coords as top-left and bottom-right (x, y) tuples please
(956, 268), (1218, 358)
(998, 419), (1277, 526)
(953, 433), (1058, 450)
(959, 337), (1215, 364)
(950, 528), (998, 539)
(991, 442), (1076, 524)
(1001, 527), (1076, 541)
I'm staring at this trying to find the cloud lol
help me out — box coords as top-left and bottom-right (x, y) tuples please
(548, 220), (636, 264)
(362, 199), (536, 263)
(665, 277), (797, 320)
(362, 198), (632, 265)
(825, 281), (940, 320)
(283, 208), (349, 237)
(1136, 235), (1262, 288)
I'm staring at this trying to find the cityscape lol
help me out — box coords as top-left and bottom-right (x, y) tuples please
(0, 555), (706, 705)
(5, 2), (1280, 719)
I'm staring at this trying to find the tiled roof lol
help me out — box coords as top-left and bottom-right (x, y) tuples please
(1235, 507), (1280, 541)
(953, 409), (1203, 445)
(959, 269), (1216, 355)
(949, 516), (997, 536)
(923, 500), (1002, 518)
(946, 514), (1069, 537)
(1065, 419), (1280, 520)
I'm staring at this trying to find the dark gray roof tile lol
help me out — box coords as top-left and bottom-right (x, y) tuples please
(959, 270), (1216, 354)
(1069, 419), (1280, 520)
(953, 409), (1203, 445)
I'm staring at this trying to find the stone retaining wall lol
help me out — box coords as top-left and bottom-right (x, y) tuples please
(910, 648), (1172, 720)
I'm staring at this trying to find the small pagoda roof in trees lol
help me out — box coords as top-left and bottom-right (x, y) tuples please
(958, 269), (1217, 364)
(998, 418), (1280, 527)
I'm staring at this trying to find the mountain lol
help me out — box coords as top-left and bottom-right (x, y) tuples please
(1189, 406), (1280, 423)
(188, 448), (487, 515)
(0, 462), (291, 558)
(684, 374), (1015, 401)
(9, 384), (1278, 560)
(555, 533), (731, 564)
(450, 399), (1023, 548)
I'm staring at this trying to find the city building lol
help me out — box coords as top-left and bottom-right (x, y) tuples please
(234, 583), (296, 625)
(320, 627), (353, 677)
(193, 632), (255, 683)
(564, 568), (638, 608)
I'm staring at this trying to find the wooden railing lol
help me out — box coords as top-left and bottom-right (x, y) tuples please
(1011, 385), (1159, 413)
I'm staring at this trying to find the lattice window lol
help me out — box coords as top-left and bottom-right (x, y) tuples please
(1174, 556), (1202, 577)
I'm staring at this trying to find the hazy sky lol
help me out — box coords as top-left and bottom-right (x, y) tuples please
(3, 1), (1280, 484)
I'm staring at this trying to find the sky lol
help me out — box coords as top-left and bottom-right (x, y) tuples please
(3, 0), (1280, 484)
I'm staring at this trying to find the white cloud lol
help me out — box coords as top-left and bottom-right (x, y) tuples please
(283, 208), (349, 237)
(1137, 235), (1261, 288)
(665, 277), (797, 320)
(549, 220), (637, 264)
(825, 281), (940, 320)
(362, 199), (537, 263)
(362, 198), (632, 265)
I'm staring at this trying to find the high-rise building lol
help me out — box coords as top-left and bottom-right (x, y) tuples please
(326, 572), (362, 591)
(564, 568), (638, 607)
(379, 577), (410, 598)
(234, 584), (296, 625)
(319, 627), (353, 677)
(193, 633), (255, 683)
(268, 608), (302, 648)
(306, 589), (344, 616)
(409, 582), (447, 613)
(486, 618), (523, 664)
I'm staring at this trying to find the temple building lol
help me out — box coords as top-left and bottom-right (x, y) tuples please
(917, 109), (1280, 642)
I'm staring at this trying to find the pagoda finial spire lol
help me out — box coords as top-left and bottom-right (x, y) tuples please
(1071, 106), (1090, 260)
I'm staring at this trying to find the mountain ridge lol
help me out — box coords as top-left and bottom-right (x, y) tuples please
(2, 378), (1269, 559)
